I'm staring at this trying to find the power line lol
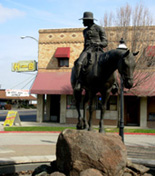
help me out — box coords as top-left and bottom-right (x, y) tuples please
(19, 72), (37, 75)
(21, 75), (36, 89)
(10, 74), (36, 89)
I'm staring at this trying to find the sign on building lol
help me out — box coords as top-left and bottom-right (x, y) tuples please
(12, 60), (37, 72)
(5, 89), (29, 97)
(3, 111), (21, 126)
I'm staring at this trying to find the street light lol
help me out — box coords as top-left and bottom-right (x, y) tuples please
(20, 35), (38, 62)
(117, 38), (128, 142)
(20, 35), (38, 69)
(20, 36), (38, 43)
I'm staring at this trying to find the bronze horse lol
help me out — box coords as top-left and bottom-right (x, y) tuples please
(71, 49), (138, 133)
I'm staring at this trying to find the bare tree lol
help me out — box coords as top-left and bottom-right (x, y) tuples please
(101, 3), (155, 127)
(102, 3), (155, 96)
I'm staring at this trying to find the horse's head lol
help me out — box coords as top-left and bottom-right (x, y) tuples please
(118, 49), (138, 89)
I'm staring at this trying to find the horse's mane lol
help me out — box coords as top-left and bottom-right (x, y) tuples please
(99, 49), (118, 66)
(99, 49), (127, 67)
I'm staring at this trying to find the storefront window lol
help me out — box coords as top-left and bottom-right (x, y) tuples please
(66, 95), (76, 109)
(66, 95), (117, 111)
(66, 95), (84, 109)
(96, 96), (117, 110)
(148, 113), (155, 121)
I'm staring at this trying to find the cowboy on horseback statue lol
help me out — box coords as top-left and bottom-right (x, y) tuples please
(74, 12), (108, 91)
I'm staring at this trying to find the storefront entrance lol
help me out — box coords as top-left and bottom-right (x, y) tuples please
(50, 95), (60, 122)
(124, 96), (140, 126)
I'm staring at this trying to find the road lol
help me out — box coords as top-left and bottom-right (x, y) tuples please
(0, 132), (154, 159)
(0, 132), (58, 158)
(0, 109), (37, 122)
(0, 132), (154, 175)
(0, 132), (155, 146)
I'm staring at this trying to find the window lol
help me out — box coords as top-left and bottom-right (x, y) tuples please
(148, 113), (155, 121)
(66, 95), (75, 109)
(96, 96), (117, 110)
(54, 47), (70, 67)
(66, 95), (84, 109)
(66, 95), (117, 111)
(58, 58), (69, 67)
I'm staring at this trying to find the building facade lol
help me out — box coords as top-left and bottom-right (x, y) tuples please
(31, 27), (155, 128)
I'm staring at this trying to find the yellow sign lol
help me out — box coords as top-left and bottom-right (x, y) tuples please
(3, 111), (21, 126)
(12, 60), (37, 72)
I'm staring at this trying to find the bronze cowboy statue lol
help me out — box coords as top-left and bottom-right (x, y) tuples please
(74, 11), (108, 91)
(71, 12), (138, 133)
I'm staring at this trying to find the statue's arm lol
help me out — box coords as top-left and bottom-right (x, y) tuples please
(99, 26), (108, 48)
(83, 29), (87, 49)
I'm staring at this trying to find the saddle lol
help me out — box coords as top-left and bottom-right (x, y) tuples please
(82, 50), (103, 77)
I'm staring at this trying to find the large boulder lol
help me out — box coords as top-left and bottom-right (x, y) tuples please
(56, 129), (127, 176)
(32, 129), (152, 176)
(50, 172), (66, 176)
(80, 168), (103, 176)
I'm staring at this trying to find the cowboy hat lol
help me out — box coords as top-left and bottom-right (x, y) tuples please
(79, 11), (97, 21)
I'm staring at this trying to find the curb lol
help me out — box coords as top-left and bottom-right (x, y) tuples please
(0, 131), (155, 135)
(0, 131), (60, 133)
(0, 155), (56, 166)
(0, 155), (154, 167)
(128, 158), (155, 168)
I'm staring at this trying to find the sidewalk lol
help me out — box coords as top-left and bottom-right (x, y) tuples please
(0, 122), (155, 174)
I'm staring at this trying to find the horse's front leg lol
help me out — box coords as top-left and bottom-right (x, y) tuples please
(88, 94), (95, 131)
(74, 90), (83, 129)
(99, 91), (111, 133)
(99, 104), (106, 133)
(82, 92), (89, 130)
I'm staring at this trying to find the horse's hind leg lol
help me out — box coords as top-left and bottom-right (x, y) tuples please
(74, 90), (83, 129)
(88, 93), (95, 131)
(99, 90), (111, 133)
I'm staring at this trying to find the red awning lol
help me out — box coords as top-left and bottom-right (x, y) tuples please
(54, 47), (70, 58)
(30, 72), (73, 94)
(31, 71), (155, 96)
(120, 72), (155, 96)
(128, 72), (155, 96)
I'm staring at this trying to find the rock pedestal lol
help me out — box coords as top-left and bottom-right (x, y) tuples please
(32, 129), (151, 176)
(56, 129), (127, 176)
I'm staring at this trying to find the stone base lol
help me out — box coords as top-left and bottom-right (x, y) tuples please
(32, 129), (152, 176)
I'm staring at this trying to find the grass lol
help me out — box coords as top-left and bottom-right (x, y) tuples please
(4, 126), (76, 132)
(105, 128), (155, 133)
(3, 126), (155, 133)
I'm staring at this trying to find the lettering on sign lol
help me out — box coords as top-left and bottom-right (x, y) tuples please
(5, 89), (29, 97)
(12, 60), (37, 72)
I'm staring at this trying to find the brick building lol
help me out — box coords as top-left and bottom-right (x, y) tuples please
(31, 27), (155, 128)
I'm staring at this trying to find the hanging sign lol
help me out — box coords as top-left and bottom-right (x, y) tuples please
(12, 60), (37, 72)
(5, 89), (29, 97)
(3, 111), (21, 126)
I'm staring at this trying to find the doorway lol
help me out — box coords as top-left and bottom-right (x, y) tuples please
(124, 96), (140, 126)
(50, 95), (60, 122)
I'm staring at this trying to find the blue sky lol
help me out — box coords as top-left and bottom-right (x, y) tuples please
(0, 0), (155, 90)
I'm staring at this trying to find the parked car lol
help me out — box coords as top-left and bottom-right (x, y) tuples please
(0, 102), (7, 110)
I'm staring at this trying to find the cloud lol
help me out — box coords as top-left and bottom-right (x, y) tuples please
(0, 4), (25, 23)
